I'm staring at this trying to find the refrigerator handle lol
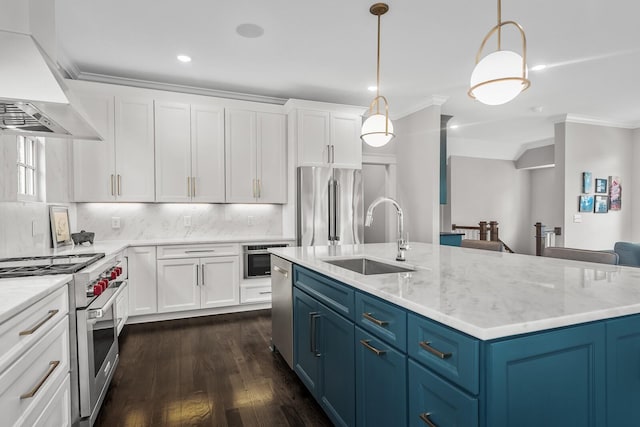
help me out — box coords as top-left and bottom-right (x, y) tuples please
(327, 180), (334, 242)
(333, 180), (340, 241)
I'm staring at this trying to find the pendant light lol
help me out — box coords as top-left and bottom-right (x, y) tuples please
(468, 0), (530, 105)
(361, 3), (395, 147)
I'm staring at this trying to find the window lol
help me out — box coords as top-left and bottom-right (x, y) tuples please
(17, 136), (37, 198)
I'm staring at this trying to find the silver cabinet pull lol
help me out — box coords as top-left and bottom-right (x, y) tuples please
(192, 176), (196, 197)
(419, 412), (437, 427)
(273, 265), (289, 278)
(20, 360), (60, 399)
(259, 291), (272, 295)
(257, 179), (261, 198)
(187, 177), (191, 197)
(419, 341), (452, 359)
(360, 339), (387, 356)
(201, 264), (205, 286)
(117, 174), (122, 196)
(331, 145), (335, 163)
(326, 144), (331, 163)
(362, 312), (388, 327)
(19, 310), (59, 336)
(333, 180), (340, 241)
(309, 312), (320, 356)
(195, 264), (199, 286)
(110, 174), (115, 196)
(185, 249), (215, 253)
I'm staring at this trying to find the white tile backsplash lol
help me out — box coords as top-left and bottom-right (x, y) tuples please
(75, 203), (283, 240)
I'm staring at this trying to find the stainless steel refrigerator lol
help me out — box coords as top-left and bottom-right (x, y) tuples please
(297, 166), (363, 246)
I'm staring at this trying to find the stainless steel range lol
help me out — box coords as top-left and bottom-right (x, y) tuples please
(0, 252), (127, 427)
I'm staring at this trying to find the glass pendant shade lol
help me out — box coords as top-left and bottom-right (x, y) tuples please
(469, 50), (528, 105)
(361, 113), (395, 147)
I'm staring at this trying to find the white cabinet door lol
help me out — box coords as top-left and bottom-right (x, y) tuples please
(331, 113), (362, 169)
(157, 258), (200, 313)
(72, 93), (116, 201)
(191, 104), (225, 203)
(127, 246), (157, 317)
(155, 101), (191, 202)
(256, 112), (287, 203)
(297, 109), (330, 166)
(200, 256), (240, 309)
(225, 109), (257, 203)
(114, 96), (155, 202)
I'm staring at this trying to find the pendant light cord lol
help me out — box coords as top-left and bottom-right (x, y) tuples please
(376, 13), (381, 114)
(497, 0), (502, 50)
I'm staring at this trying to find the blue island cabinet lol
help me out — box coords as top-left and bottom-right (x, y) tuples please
(293, 279), (355, 426)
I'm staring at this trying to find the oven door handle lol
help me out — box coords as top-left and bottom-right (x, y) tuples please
(88, 282), (127, 321)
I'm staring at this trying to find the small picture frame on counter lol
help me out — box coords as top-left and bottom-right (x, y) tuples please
(50, 205), (73, 248)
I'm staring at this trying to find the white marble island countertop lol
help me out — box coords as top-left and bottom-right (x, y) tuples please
(271, 242), (640, 340)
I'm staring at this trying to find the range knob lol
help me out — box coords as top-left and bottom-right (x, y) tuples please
(93, 284), (103, 296)
(110, 270), (118, 280)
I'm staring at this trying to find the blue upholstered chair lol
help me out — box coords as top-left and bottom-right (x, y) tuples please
(614, 242), (640, 267)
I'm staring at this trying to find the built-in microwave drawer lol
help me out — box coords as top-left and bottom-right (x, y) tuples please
(0, 317), (70, 427)
(0, 285), (69, 375)
(157, 243), (239, 259)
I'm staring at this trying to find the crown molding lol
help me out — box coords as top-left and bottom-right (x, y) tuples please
(56, 48), (81, 80)
(553, 114), (638, 129)
(391, 95), (449, 120)
(74, 72), (288, 105)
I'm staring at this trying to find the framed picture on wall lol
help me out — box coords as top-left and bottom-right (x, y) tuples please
(609, 176), (621, 210)
(595, 178), (607, 194)
(579, 195), (594, 212)
(594, 195), (609, 213)
(582, 172), (592, 193)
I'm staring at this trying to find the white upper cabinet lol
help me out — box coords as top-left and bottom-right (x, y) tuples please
(191, 104), (225, 203)
(70, 81), (155, 202)
(155, 101), (191, 202)
(225, 109), (287, 203)
(155, 102), (225, 203)
(288, 100), (364, 169)
(114, 96), (155, 202)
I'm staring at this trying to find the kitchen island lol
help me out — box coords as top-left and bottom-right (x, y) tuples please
(271, 242), (640, 427)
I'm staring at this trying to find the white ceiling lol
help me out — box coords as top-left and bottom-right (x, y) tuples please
(55, 0), (640, 159)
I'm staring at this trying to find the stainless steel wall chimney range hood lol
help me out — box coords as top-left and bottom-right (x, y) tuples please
(0, 30), (103, 141)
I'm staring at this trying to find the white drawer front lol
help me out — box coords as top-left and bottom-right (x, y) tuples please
(26, 372), (71, 427)
(157, 243), (239, 259)
(0, 285), (69, 375)
(241, 284), (272, 304)
(0, 318), (70, 427)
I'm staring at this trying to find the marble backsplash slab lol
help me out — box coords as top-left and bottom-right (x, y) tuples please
(75, 203), (284, 240)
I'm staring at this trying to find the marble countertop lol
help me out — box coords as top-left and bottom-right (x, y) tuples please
(8, 235), (296, 258)
(270, 243), (640, 340)
(0, 275), (72, 325)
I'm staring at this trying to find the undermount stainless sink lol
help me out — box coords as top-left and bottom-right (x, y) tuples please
(324, 257), (415, 275)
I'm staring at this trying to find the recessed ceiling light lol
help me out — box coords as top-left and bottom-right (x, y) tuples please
(530, 64), (547, 71)
(531, 106), (544, 113)
(177, 55), (192, 63)
(367, 86), (377, 92)
(236, 23), (264, 38)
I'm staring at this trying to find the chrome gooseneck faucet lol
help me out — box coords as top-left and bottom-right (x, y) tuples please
(365, 196), (408, 261)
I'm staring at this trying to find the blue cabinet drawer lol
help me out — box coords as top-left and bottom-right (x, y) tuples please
(294, 265), (355, 321)
(408, 313), (479, 395)
(356, 327), (407, 427)
(356, 292), (407, 352)
(408, 359), (478, 427)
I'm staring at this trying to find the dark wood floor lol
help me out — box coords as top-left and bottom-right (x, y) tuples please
(95, 310), (332, 427)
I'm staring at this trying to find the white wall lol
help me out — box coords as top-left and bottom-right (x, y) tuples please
(556, 122), (634, 249)
(530, 167), (563, 252)
(395, 105), (441, 243)
(449, 156), (533, 254)
(633, 128), (640, 242)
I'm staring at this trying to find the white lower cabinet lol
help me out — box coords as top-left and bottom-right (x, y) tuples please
(157, 254), (240, 313)
(28, 373), (71, 427)
(127, 246), (158, 316)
